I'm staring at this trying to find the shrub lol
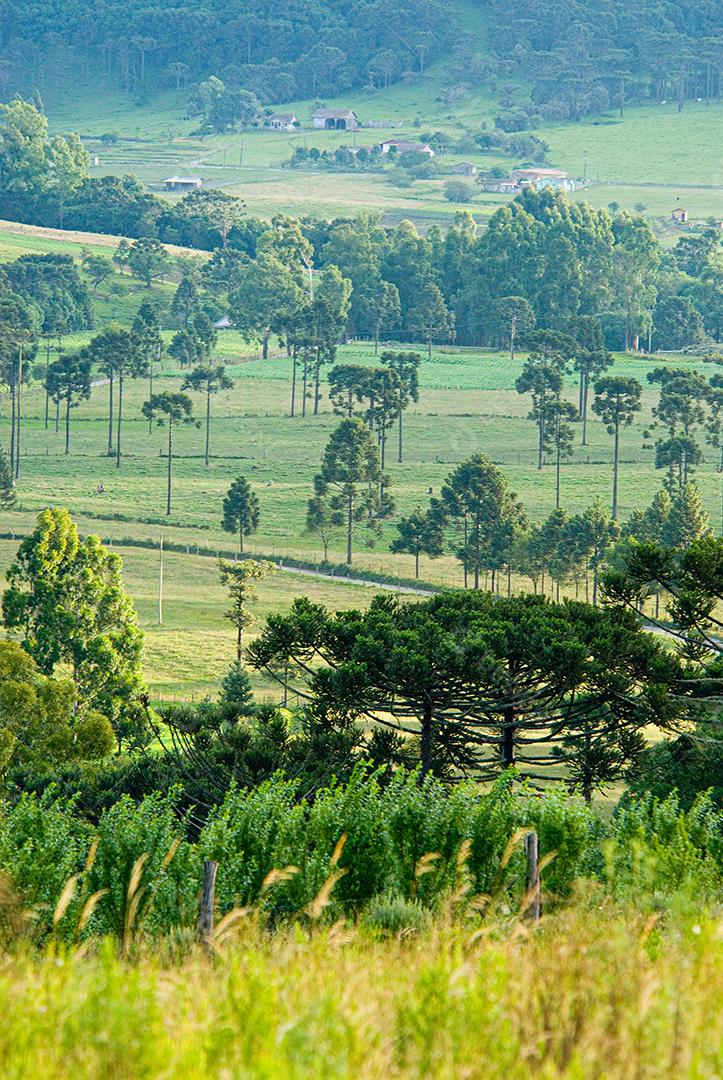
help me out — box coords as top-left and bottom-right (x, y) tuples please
(443, 180), (474, 203)
(86, 791), (200, 938)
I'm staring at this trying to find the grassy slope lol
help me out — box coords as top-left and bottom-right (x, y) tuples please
(1, 227), (719, 696)
(38, 23), (722, 228)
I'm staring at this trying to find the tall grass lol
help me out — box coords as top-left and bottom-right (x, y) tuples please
(0, 904), (720, 1078)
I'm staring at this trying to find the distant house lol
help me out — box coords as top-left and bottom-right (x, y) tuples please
(164, 176), (203, 191)
(480, 178), (518, 194)
(453, 162), (478, 176)
(671, 207), (688, 223)
(312, 108), (359, 130)
(213, 316), (234, 330)
(379, 138), (435, 157)
(267, 113), (298, 131)
(510, 168), (574, 192)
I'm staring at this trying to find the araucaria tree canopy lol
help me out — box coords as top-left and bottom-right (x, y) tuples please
(249, 590), (689, 796)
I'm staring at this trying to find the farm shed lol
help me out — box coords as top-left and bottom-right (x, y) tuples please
(312, 109), (359, 130)
(164, 176), (203, 191)
(510, 168), (574, 192)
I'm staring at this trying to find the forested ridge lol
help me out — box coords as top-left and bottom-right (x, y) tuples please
(0, 0), (720, 117)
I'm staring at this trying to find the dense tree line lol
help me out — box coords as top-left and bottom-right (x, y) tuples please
(1, 0), (719, 123)
(0, 0), (451, 105)
(481, 0), (722, 120)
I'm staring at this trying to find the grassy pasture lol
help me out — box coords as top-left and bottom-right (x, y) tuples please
(4, 338), (722, 571)
(38, 50), (722, 229)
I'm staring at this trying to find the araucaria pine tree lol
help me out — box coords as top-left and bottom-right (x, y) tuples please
(222, 475), (260, 554)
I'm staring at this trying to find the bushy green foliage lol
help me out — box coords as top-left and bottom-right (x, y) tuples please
(86, 792), (199, 938)
(0, 792), (92, 915)
(0, 772), (721, 943)
(604, 791), (723, 902)
(626, 730), (723, 810)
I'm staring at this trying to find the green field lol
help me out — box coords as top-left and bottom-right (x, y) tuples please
(2, 316), (721, 697)
(38, 53), (723, 231)
(6, 334), (721, 546)
(1, 903), (720, 1079)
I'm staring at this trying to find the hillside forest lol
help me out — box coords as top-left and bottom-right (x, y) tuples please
(1, 0), (721, 120)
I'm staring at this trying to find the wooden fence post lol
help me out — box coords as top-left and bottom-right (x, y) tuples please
(197, 859), (218, 943)
(525, 830), (541, 922)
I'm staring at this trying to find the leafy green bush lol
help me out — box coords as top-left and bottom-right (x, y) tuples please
(1, 773), (722, 943)
(0, 792), (91, 916)
(604, 791), (723, 902)
(363, 893), (432, 936)
(87, 792), (199, 938)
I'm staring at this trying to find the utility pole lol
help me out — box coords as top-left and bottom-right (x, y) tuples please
(158, 532), (164, 624)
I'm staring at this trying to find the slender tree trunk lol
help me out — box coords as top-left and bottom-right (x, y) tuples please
(15, 348), (22, 479)
(346, 491), (353, 565)
(262, 328), (269, 360)
(463, 513), (468, 589)
(108, 373), (114, 455)
(290, 349), (297, 416)
(166, 420), (173, 515)
(55, 398), (60, 434)
(581, 371), (589, 445)
(415, 550), (419, 578)
(116, 371), (124, 468)
(474, 507), (480, 589)
(302, 357), (308, 418)
(420, 699), (433, 777)
(592, 565), (599, 607)
(65, 395), (71, 454)
(44, 340), (50, 429)
(313, 350), (321, 416)
(148, 358), (154, 434)
(555, 431), (561, 510)
(239, 522), (244, 554)
(612, 419), (620, 519)
(502, 703), (515, 768)
(205, 387), (211, 466)
(9, 359), (16, 470)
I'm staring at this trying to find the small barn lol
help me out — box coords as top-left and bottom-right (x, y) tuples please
(379, 138), (435, 157)
(267, 113), (298, 131)
(453, 162), (478, 176)
(671, 207), (688, 223)
(164, 176), (203, 191)
(213, 316), (234, 330)
(312, 108), (359, 130)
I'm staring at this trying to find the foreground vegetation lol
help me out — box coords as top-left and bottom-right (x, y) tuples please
(0, 902), (721, 1079)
